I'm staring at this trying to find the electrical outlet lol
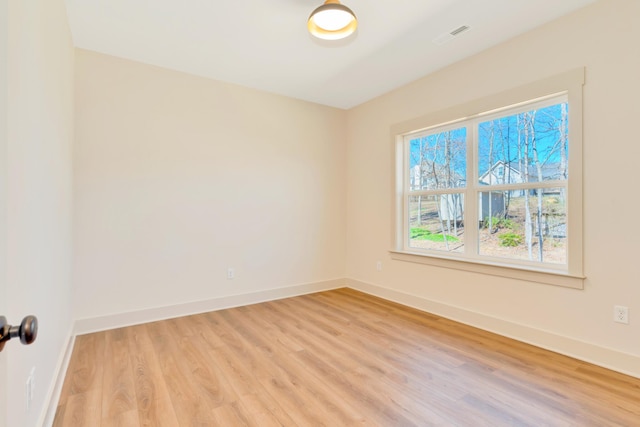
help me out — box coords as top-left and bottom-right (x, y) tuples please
(376, 261), (382, 271)
(227, 268), (235, 280)
(614, 305), (629, 324)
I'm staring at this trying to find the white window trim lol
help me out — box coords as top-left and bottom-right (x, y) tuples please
(390, 68), (585, 289)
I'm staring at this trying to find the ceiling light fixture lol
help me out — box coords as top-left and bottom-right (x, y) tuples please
(308, 0), (358, 41)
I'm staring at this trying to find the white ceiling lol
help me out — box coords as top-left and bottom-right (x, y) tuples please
(64, 0), (597, 109)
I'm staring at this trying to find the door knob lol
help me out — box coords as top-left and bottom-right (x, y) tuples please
(0, 315), (38, 352)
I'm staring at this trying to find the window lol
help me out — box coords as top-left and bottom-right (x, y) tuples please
(392, 69), (584, 288)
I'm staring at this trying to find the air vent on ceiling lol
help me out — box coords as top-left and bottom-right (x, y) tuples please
(450, 25), (470, 36)
(432, 25), (471, 45)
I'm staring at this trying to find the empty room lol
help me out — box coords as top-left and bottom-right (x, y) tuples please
(1, 0), (639, 425)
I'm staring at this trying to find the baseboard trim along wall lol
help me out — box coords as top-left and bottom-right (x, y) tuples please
(346, 278), (640, 379)
(73, 278), (346, 336)
(39, 332), (75, 427)
(72, 276), (640, 379)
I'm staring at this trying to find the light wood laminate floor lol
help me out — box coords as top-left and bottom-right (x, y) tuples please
(53, 288), (640, 426)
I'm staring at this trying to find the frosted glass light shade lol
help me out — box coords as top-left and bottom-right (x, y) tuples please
(308, 0), (357, 40)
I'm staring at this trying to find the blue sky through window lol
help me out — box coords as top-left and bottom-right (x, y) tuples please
(478, 102), (568, 180)
(409, 102), (568, 187)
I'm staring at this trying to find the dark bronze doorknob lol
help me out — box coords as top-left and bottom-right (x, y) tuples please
(0, 315), (38, 352)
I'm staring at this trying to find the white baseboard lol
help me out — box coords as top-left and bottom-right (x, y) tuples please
(73, 278), (346, 335)
(39, 332), (75, 427)
(346, 278), (640, 379)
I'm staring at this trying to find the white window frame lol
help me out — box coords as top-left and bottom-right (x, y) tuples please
(390, 69), (585, 289)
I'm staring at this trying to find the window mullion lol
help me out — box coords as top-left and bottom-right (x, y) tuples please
(465, 121), (479, 257)
(479, 180), (568, 192)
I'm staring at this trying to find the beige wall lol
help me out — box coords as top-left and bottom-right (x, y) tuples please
(347, 0), (640, 375)
(4, 0), (75, 426)
(73, 50), (347, 320)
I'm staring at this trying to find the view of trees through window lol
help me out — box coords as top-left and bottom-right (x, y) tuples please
(407, 97), (568, 265)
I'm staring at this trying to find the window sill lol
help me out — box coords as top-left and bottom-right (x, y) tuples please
(389, 250), (585, 289)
